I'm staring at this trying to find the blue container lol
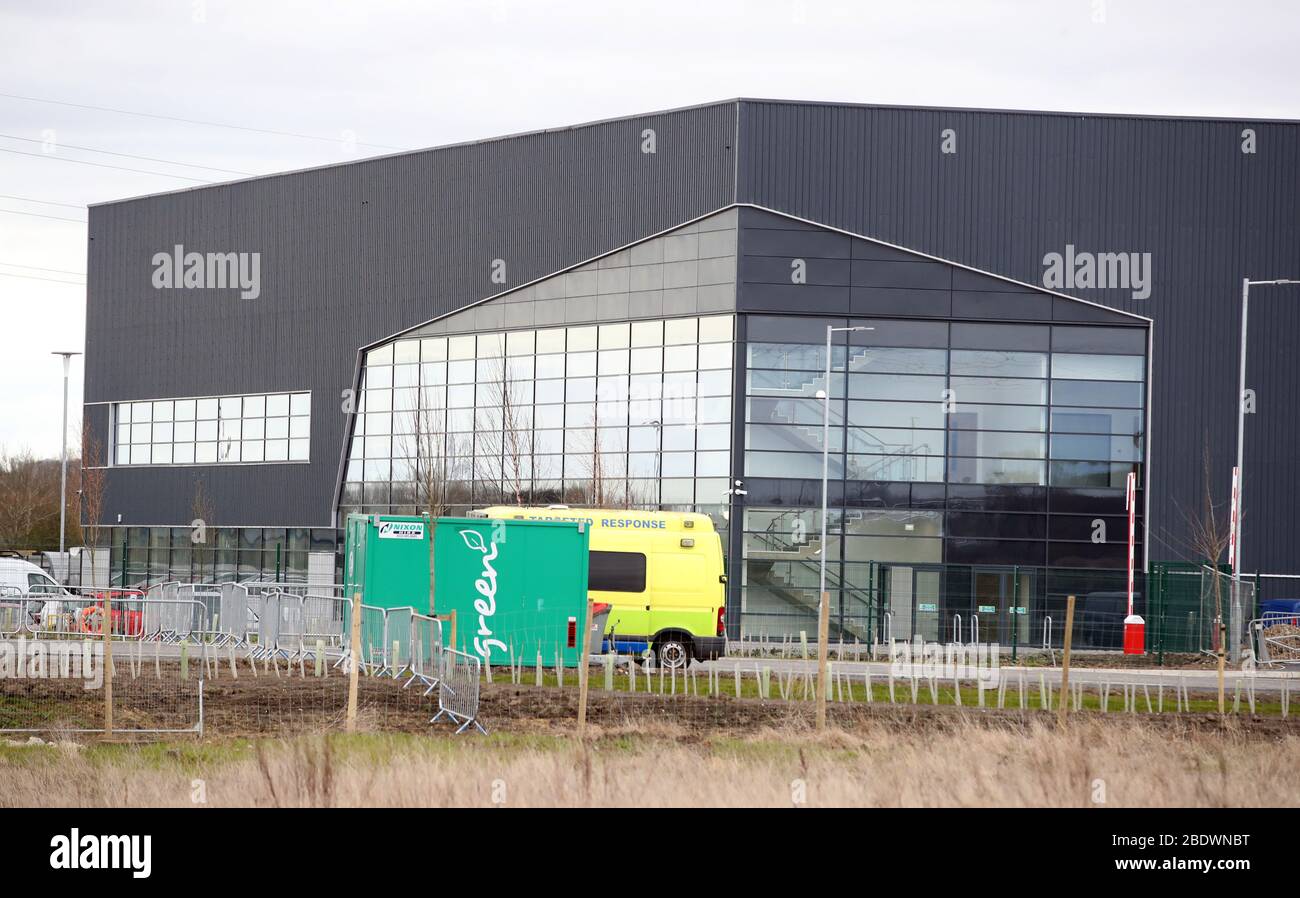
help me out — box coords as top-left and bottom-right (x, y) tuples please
(1260, 599), (1300, 624)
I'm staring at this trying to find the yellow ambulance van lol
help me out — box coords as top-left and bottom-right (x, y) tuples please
(476, 506), (727, 667)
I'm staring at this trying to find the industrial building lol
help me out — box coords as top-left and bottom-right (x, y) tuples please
(83, 99), (1300, 641)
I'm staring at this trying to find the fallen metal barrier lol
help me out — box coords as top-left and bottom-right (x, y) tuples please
(432, 648), (486, 734)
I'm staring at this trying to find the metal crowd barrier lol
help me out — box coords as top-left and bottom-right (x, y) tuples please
(432, 648), (486, 734)
(1252, 616), (1300, 667)
(215, 583), (250, 647)
(386, 606), (414, 678)
(3, 581), (476, 731)
(302, 594), (350, 653)
(407, 612), (444, 694)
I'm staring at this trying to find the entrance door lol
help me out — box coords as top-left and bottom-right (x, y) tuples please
(971, 568), (1032, 646)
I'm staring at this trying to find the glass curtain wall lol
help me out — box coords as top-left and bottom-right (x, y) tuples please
(96, 525), (329, 586)
(739, 315), (1146, 639)
(339, 314), (736, 524)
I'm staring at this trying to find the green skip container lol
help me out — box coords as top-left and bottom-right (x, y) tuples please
(343, 513), (591, 667)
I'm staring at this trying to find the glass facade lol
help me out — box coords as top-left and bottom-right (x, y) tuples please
(339, 314), (736, 521)
(112, 391), (310, 466)
(94, 208), (1150, 646)
(90, 525), (339, 586)
(739, 315), (1147, 639)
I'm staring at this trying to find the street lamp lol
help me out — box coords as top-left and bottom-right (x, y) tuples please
(1234, 278), (1300, 585)
(51, 351), (82, 556)
(816, 324), (872, 730)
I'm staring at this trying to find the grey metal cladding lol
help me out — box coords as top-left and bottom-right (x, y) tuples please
(736, 99), (1300, 573)
(86, 101), (738, 527)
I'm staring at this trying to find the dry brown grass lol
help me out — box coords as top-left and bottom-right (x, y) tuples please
(2, 714), (1296, 808)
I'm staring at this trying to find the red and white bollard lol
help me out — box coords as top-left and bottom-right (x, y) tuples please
(1123, 614), (1146, 655)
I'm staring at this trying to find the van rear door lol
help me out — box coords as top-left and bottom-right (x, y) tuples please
(648, 550), (714, 641)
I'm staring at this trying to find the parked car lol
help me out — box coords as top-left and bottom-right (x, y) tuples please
(0, 556), (70, 630)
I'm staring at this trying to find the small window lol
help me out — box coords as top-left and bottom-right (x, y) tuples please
(589, 550), (647, 593)
(27, 573), (57, 594)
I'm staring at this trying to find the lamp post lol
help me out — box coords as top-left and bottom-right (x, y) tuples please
(51, 351), (81, 556)
(1234, 279), (1300, 585)
(816, 324), (872, 730)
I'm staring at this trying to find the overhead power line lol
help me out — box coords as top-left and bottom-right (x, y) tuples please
(0, 133), (253, 175)
(0, 91), (406, 151)
(0, 271), (85, 286)
(0, 146), (212, 182)
(0, 261), (85, 276)
(0, 207), (87, 224)
(0, 194), (86, 209)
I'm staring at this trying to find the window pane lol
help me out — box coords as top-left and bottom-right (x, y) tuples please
(847, 400), (945, 430)
(948, 431), (1046, 459)
(847, 452), (945, 482)
(266, 393), (290, 417)
(1050, 460), (1138, 488)
(948, 376), (1047, 405)
(848, 427), (944, 455)
(951, 350), (1047, 378)
(1050, 433), (1142, 462)
(1051, 353), (1144, 381)
(948, 404), (1046, 432)
(855, 347), (947, 375)
(948, 457), (1046, 485)
(1051, 380), (1144, 408)
(850, 374), (946, 401)
(1051, 407), (1144, 435)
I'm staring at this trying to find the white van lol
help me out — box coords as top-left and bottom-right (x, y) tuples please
(0, 556), (69, 629)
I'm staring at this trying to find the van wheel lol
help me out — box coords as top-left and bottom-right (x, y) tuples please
(655, 636), (691, 670)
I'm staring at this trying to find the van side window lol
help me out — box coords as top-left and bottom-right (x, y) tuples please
(589, 551), (646, 593)
(27, 573), (55, 594)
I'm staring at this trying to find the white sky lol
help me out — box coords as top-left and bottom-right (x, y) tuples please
(1, 0), (1298, 458)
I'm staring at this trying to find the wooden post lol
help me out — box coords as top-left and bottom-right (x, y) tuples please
(1057, 595), (1076, 727)
(815, 590), (830, 731)
(1217, 619), (1227, 714)
(436, 610), (458, 653)
(103, 591), (113, 737)
(346, 592), (361, 733)
(577, 598), (593, 739)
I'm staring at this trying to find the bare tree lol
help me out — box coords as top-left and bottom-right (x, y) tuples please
(190, 476), (216, 576)
(79, 432), (107, 585)
(400, 387), (467, 613)
(473, 356), (530, 506)
(1177, 439), (1234, 650)
(0, 449), (61, 548)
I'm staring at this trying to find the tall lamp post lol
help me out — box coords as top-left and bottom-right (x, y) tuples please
(1234, 279), (1300, 586)
(51, 351), (82, 556)
(816, 324), (872, 730)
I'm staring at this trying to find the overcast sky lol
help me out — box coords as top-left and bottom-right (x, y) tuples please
(1, 0), (1298, 458)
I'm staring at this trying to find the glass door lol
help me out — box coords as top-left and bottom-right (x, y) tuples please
(971, 568), (1032, 646)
